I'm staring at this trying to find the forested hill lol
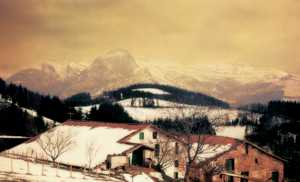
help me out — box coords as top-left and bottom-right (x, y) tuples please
(101, 83), (230, 108)
(0, 78), (69, 122)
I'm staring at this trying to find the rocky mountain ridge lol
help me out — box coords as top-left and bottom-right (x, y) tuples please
(6, 50), (300, 105)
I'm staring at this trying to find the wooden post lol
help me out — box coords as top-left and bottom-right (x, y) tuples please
(82, 165), (86, 179)
(56, 162), (60, 177)
(26, 160), (31, 175)
(10, 151), (13, 173)
(42, 162), (45, 176)
(70, 164), (73, 178)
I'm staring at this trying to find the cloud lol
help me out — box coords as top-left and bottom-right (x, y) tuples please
(0, 0), (299, 78)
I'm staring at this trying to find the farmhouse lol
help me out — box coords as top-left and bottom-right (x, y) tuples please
(188, 135), (285, 182)
(7, 120), (285, 181)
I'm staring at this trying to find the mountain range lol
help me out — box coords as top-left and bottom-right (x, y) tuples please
(6, 50), (300, 106)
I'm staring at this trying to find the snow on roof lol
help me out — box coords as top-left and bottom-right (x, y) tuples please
(132, 88), (170, 95)
(195, 144), (233, 162)
(185, 135), (240, 162)
(8, 121), (150, 168)
(216, 126), (246, 140)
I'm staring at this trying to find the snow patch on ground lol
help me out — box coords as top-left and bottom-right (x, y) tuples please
(0, 135), (31, 139)
(118, 98), (187, 107)
(22, 108), (56, 126)
(132, 88), (170, 95)
(75, 104), (100, 114)
(123, 172), (154, 182)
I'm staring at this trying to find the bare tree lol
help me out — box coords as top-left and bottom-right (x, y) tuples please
(155, 137), (176, 171)
(166, 103), (224, 182)
(86, 141), (100, 170)
(197, 161), (224, 182)
(37, 129), (74, 164)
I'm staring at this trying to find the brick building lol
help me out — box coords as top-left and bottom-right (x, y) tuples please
(189, 135), (285, 182)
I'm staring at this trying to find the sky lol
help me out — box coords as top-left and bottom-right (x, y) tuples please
(0, 0), (300, 78)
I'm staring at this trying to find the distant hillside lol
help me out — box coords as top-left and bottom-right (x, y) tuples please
(101, 83), (230, 108)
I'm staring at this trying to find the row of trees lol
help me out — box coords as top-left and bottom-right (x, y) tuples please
(241, 101), (300, 121)
(0, 78), (78, 122)
(103, 83), (230, 108)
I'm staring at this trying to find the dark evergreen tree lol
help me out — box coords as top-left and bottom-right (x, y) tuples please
(88, 102), (136, 123)
(34, 114), (47, 133)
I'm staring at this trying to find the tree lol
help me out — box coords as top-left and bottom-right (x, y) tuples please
(34, 114), (47, 133)
(166, 104), (222, 182)
(197, 161), (224, 182)
(88, 102), (136, 123)
(37, 129), (73, 164)
(86, 141), (100, 170)
(155, 137), (177, 172)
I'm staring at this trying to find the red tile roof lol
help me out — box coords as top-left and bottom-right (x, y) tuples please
(190, 135), (240, 145)
(63, 120), (150, 130)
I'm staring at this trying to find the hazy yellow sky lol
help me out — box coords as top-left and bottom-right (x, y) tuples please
(0, 0), (300, 77)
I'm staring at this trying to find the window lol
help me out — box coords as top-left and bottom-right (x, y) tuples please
(272, 171), (279, 182)
(153, 131), (158, 139)
(255, 158), (258, 164)
(175, 142), (179, 155)
(241, 171), (249, 182)
(139, 132), (144, 140)
(225, 159), (235, 172)
(174, 172), (179, 179)
(225, 159), (235, 182)
(155, 144), (160, 157)
(174, 160), (179, 167)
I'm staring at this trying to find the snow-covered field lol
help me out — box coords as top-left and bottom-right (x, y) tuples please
(118, 97), (187, 108)
(123, 173), (157, 182)
(74, 99), (256, 139)
(0, 155), (122, 182)
(77, 99), (258, 124)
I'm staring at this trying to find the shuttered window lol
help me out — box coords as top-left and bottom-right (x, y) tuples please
(272, 171), (279, 182)
(174, 160), (179, 167)
(175, 142), (179, 154)
(153, 131), (158, 139)
(155, 144), (160, 157)
(139, 132), (144, 140)
(225, 159), (235, 172)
